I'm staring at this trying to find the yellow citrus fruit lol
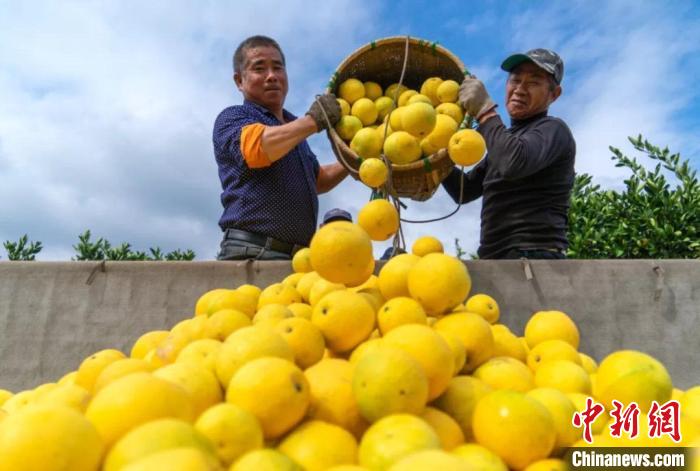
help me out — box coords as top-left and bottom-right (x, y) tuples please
(292, 247), (313, 273)
(171, 316), (208, 341)
(296, 271), (322, 302)
(215, 325), (293, 388)
(75, 348), (127, 393)
(411, 235), (444, 256)
(491, 324), (527, 362)
(154, 362), (223, 417)
(436, 79), (460, 103)
(401, 102), (436, 138)
(383, 130), (421, 164)
(448, 129), (486, 166)
(364, 81), (383, 101)
(93, 358), (153, 392)
(308, 278), (345, 306)
(579, 353), (598, 374)
(358, 199), (399, 242)
(388, 106), (405, 131)
(120, 448), (220, 471)
(535, 360), (592, 394)
(339, 78), (365, 104)
(420, 136), (439, 156)
(275, 317), (325, 369)
(176, 339), (223, 374)
(283, 272), (305, 288)
(153, 330), (196, 365)
(287, 302), (313, 320)
(436, 330), (467, 374)
(523, 458), (569, 471)
(130, 330), (170, 359)
(349, 337), (384, 366)
(236, 284), (261, 306)
(407, 93), (432, 105)
(359, 414), (440, 469)
(1, 390), (37, 415)
(398, 89), (418, 107)
(526, 388), (579, 453)
(232, 449), (302, 471)
(434, 313), (494, 372)
(407, 253), (471, 316)
(253, 303), (294, 327)
(351, 127), (383, 159)
(337, 98), (350, 117)
(204, 309), (251, 341)
(207, 289), (257, 318)
(195, 403), (263, 466)
(465, 293), (500, 324)
(335, 115), (363, 141)
(473, 389), (556, 470)
(279, 420), (358, 471)
(433, 376), (493, 441)
(304, 358), (368, 438)
(359, 158), (389, 188)
(226, 357), (309, 439)
(0, 405), (104, 471)
(383, 324), (454, 400)
(452, 443), (508, 471)
(58, 371), (78, 386)
(473, 356), (535, 392)
(85, 372), (193, 447)
(194, 288), (228, 316)
(425, 113), (458, 150)
(311, 290), (375, 353)
(525, 310), (580, 349)
(103, 418), (214, 471)
(435, 102), (464, 125)
(391, 451), (470, 470)
(681, 386), (700, 423)
(527, 339), (582, 372)
(351, 98), (379, 126)
(257, 282), (301, 308)
(420, 406), (465, 450)
(309, 221), (375, 287)
(353, 345), (429, 422)
(595, 350), (672, 411)
(375, 96), (395, 121)
(377, 296), (427, 335)
(385, 83), (409, 100)
(378, 253), (421, 299)
(419, 77), (443, 104)
(357, 287), (385, 313)
(32, 383), (90, 413)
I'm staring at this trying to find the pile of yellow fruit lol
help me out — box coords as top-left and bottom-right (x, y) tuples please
(333, 77), (486, 191)
(1, 225), (699, 471)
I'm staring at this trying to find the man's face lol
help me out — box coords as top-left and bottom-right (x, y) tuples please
(234, 46), (288, 111)
(505, 61), (561, 120)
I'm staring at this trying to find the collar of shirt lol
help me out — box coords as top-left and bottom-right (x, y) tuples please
(243, 99), (297, 124)
(510, 110), (548, 128)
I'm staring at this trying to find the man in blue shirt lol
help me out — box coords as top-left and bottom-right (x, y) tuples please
(213, 35), (347, 260)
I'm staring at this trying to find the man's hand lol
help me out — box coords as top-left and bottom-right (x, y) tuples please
(306, 94), (341, 132)
(459, 77), (496, 119)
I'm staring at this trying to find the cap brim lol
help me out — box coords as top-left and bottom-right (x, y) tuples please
(501, 54), (532, 72)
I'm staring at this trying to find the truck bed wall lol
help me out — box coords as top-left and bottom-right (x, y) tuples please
(1, 260), (698, 391)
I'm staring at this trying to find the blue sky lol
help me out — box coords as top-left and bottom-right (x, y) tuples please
(1, 0), (699, 260)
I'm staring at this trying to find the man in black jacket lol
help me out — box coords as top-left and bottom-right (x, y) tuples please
(443, 49), (576, 259)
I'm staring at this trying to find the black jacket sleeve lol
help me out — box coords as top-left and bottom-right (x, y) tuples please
(478, 115), (573, 180)
(442, 159), (487, 204)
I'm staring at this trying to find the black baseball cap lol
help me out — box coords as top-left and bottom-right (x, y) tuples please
(322, 208), (353, 225)
(501, 48), (564, 84)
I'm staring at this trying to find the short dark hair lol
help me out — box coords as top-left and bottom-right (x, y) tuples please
(233, 35), (285, 75)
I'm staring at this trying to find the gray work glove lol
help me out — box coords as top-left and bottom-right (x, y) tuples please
(458, 77), (496, 118)
(306, 93), (342, 132)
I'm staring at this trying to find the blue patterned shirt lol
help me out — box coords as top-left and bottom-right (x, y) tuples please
(213, 100), (320, 246)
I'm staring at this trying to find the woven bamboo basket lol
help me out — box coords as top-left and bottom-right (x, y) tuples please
(326, 36), (467, 201)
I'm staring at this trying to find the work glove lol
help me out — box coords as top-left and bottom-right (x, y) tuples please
(458, 77), (496, 119)
(306, 93), (341, 132)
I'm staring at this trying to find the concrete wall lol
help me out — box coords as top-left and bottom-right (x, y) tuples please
(0, 260), (698, 392)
